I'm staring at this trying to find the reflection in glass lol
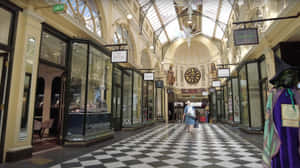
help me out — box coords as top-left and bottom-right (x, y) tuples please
(67, 43), (87, 137)
(232, 78), (240, 123)
(40, 32), (66, 65)
(86, 46), (111, 135)
(122, 70), (133, 126)
(228, 80), (233, 121)
(239, 66), (249, 127)
(133, 72), (142, 124)
(224, 85), (228, 120)
(20, 37), (36, 140)
(247, 63), (262, 128)
(0, 7), (12, 45)
(148, 81), (154, 120)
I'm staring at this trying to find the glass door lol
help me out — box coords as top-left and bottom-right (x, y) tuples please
(113, 86), (122, 131)
(0, 53), (8, 146)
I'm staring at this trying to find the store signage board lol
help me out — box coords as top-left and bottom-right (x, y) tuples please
(212, 80), (221, 87)
(144, 72), (154, 81)
(191, 102), (202, 107)
(233, 28), (259, 46)
(155, 80), (164, 88)
(202, 91), (209, 96)
(174, 102), (184, 107)
(218, 68), (230, 78)
(53, 4), (66, 13)
(181, 88), (206, 94)
(111, 50), (128, 63)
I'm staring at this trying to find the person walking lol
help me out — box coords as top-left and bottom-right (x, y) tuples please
(183, 100), (196, 133)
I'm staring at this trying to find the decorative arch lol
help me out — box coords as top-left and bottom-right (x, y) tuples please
(112, 21), (137, 65)
(163, 35), (223, 65)
(56, 0), (103, 37)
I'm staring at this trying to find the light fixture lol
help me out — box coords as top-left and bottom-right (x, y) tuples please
(149, 45), (154, 50)
(187, 20), (192, 24)
(127, 14), (133, 20)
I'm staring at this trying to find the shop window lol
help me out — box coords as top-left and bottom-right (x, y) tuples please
(133, 72), (142, 124)
(0, 7), (12, 45)
(19, 37), (36, 140)
(239, 66), (249, 127)
(67, 43), (87, 137)
(122, 70), (133, 126)
(247, 63), (263, 128)
(232, 78), (240, 123)
(56, 0), (102, 37)
(67, 42), (112, 140)
(86, 46), (111, 135)
(40, 32), (67, 65)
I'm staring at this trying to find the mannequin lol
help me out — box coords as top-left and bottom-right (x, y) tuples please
(263, 56), (300, 168)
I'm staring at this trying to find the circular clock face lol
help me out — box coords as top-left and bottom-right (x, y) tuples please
(184, 68), (201, 84)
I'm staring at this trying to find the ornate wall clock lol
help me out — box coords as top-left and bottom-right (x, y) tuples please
(184, 67), (201, 84)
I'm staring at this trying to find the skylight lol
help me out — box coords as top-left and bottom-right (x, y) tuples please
(138, 0), (234, 43)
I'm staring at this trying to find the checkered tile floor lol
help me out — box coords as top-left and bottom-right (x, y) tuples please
(50, 124), (262, 168)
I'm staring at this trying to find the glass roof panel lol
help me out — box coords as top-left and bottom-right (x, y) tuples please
(202, 17), (215, 37)
(215, 26), (223, 39)
(146, 6), (162, 31)
(165, 20), (181, 41)
(219, 0), (233, 23)
(159, 32), (168, 44)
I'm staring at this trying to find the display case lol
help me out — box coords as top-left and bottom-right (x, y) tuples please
(66, 41), (112, 141)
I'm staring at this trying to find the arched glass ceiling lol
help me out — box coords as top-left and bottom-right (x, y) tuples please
(138, 0), (234, 44)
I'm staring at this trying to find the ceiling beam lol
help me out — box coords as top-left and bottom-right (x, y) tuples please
(213, 0), (222, 38)
(152, 1), (170, 42)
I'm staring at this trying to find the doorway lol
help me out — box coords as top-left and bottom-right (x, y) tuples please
(32, 63), (65, 153)
(112, 85), (122, 131)
(0, 53), (8, 149)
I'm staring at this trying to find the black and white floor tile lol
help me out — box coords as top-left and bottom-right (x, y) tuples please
(50, 124), (262, 168)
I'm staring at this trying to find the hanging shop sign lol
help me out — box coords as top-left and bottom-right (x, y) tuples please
(111, 50), (128, 63)
(212, 80), (221, 87)
(202, 91), (209, 96)
(144, 72), (154, 81)
(233, 28), (259, 46)
(174, 102), (184, 107)
(191, 102), (202, 107)
(217, 68), (230, 78)
(53, 4), (67, 13)
(155, 80), (164, 88)
(209, 88), (215, 92)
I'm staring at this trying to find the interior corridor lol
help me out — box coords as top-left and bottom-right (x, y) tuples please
(44, 123), (262, 168)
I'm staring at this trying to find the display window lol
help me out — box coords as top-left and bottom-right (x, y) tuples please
(232, 78), (240, 123)
(142, 81), (154, 122)
(133, 72), (142, 124)
(122, 70), (133, 126)
(239, 66), (249, 127)
(66, 40), (112, 140)
(227, 79), (233, 122)
(238, 60), (264, 129)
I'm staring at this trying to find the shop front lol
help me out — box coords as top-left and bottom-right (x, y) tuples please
(216, 89), (224, 121)
(209, 88), (217, 122)
(142, 81), (154, 124)
(65, 39), (112, 143)
(237, 59), (265, 130)
(0, 1), (21, 162)
(111, 66), (143, 130)
(155, 80), (164, 121)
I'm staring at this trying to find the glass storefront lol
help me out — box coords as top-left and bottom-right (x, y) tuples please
(66, 41), (112, 141)
(238, 61), (264, 129)
(122, 70), (133, 126)
(142, 81), (154, 123)
(232, 78), (240, 123)
(239, 65), (249, 127)
(111, 68), (143, 129)
(224, 85), (228, 121)
(155, 88), (164, 120)
(133, 71), (142, 124)
(227, 79), (233, 122)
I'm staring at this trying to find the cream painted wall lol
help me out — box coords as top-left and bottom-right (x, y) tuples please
(3, 9), (43, 160)
(162, 36), (222, 89)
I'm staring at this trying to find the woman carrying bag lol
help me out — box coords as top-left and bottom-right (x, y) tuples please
(183, 100), (196, 133)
